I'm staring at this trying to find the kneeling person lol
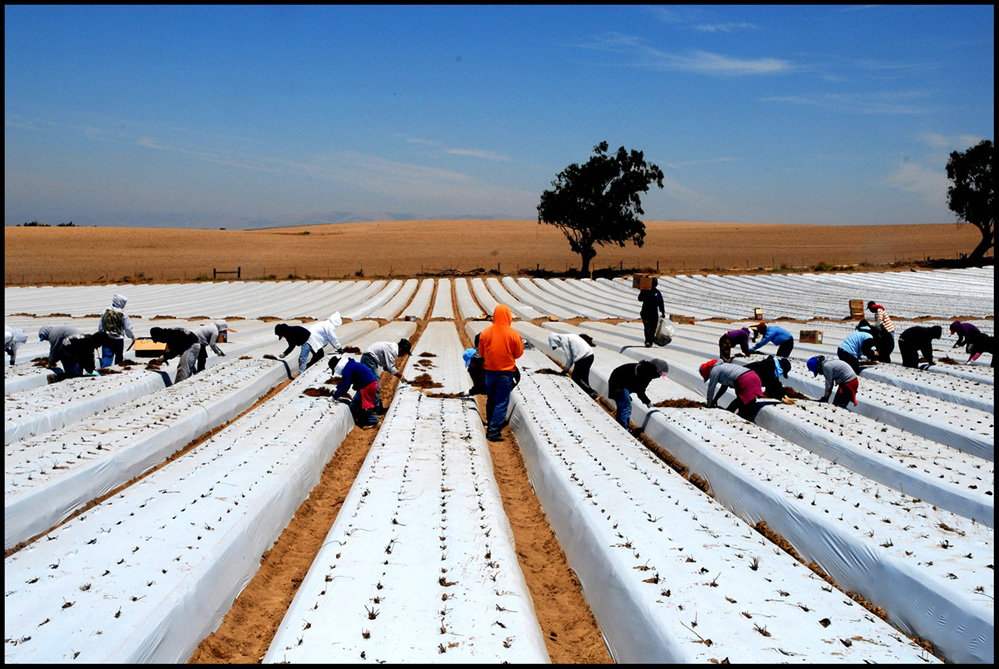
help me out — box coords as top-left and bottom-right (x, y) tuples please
(329, 356), (380, 428)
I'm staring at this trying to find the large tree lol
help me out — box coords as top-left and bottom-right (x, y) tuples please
(538, 141), (664, 274)
(946, 139), (994, 262)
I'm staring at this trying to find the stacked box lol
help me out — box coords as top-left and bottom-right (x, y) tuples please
(753, 308), (763, 319)
(133, 339), (167, 357)
(800, 330), (823, 344)
(849, 299), (865, 319)
(632, 275), (654, 290)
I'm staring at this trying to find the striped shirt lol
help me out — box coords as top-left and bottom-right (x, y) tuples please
(874, 307), (895, 333)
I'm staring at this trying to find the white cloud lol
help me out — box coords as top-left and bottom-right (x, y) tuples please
(444, 148), (513, 162)
(880, 161), (950, 204)
(692, 23), (759, 33)
(919, 133), (983, 150)
(577, 34), (796, 76)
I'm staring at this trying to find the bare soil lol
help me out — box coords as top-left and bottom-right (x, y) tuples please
(4, 219), (989, 285)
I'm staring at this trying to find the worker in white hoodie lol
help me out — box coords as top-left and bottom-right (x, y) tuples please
(97, 294), (136, 368)
(548, 332), (597, 397)
(192, 320), (229, 373)
(300, 312), (344, 376)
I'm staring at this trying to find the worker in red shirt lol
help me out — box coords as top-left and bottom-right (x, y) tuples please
(477, 304), (524, 441)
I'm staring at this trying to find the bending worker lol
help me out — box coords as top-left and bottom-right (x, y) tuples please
(548, 332), (596, 397)
(607, 358), (669, 430)
(360, 338), (412, 414)
(98, 294), (136, 368)
(193, 320), (229, 373)
(274, 322), (312, 360)
(750, 323), (794, 357)
(478, 305), (524, 442)
(300, 312), (345, 377)
(807, 355), (859, 408)
(149, 326), (201, 383)
(6, 326), (28, 365)
(700, 358), (765, 419)
(837, 324), (878, 375)
(898, 325), (942, 368)
(328, 356), (380, 428)
(719, 326), (754, 362)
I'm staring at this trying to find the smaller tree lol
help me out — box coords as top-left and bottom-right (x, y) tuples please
(946, 139), (994, 262)
(538, 141), (664, 274)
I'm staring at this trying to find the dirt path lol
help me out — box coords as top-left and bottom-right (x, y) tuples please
(190, 285), (612, 663)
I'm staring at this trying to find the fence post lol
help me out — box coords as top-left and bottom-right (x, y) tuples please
(213, 268), (217, 279)
(237, 266), (241, 279)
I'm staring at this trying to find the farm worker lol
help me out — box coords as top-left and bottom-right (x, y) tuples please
(300, 312), (344, 377)
(192, 320), (229, 373)
(949, 321), (982, 349)
(149, 326), (200, 383)
(966, 333), (993, 367)
(743, 355), (794, 403)
(607, 358), (669, 430)
(360, 338), (412, 414)
(328, 356), (380, 428)
(38, 325), (101, 378)
(547, 332), (597, 397)
(867, 301), (895, 363)
(637, 277), (666, 348)
(478, 305), (524, 441)
(897, 325), (943, 368)
(700, 359), (765, 419)
(6, 326), (28, 365)
(718, 327), (753, 362)
(807, 355), (859, 408)
(837, 326), (878, 375)
(274, 322), (312, 359)
(97, 294), (136, 368)
(463, 347), (487, 396)
(750, 323), (794, 357)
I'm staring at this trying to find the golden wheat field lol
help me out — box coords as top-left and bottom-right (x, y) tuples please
(3, 219), (988, 285)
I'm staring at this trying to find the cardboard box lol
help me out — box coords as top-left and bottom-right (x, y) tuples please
(800, 330), (823, 344)
(753, 308), (763, 319)
(632, 275), (655, 291)
(849, 299), (865, 319)
(133, 339), (167, 357)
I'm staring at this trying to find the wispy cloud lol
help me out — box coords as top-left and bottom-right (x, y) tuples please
(692, 23), (759, 33)
(444, 148), (512, 162)
(919, 132), (983, 150)
(880, 161), (949, 203)
(577, 33), (796, 76)
(762, 91), (933, 115)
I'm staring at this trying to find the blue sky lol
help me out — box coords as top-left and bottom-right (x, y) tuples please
(4, 5), (994, 229)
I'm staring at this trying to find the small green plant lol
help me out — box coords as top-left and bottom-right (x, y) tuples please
(813, 261), (835, 272)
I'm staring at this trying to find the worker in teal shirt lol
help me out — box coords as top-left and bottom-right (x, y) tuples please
(751, 323), (794, 357)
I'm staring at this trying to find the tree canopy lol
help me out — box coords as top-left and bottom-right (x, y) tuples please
(946, 139), (994, 262)
(537, 141), (664, 274)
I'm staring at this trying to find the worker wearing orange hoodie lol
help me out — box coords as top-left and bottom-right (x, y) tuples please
(478, 304), (524, 441)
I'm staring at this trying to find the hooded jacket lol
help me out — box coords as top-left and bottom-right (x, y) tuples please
(6, 326), (28, 364)
(705, 361), (752, 403)
(607, 360), (665, 405)
(478, 305), (523, 372)
(192, 321), (226, 355)
(39, 325), (83, 366)
(306, 312), (344, 352)
(364, 341), (401, 375)
(839, 330), (874, 359)
(548, 333), (594, 372)
(950, 321), (981, 347)
(98, 294), (135, 341)
(332, 358), (379, 398)
(723, 328), (752, 355)
(149, 327), (199, 360)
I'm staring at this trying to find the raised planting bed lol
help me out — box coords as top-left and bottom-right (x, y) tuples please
(506, 348), (935, 663)
(4, 360), (356, 663)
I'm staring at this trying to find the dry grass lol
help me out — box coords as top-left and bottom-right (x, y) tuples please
(4, 219), (988, 285)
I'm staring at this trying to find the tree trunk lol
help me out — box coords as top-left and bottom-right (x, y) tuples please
(968, 226), (994, 262)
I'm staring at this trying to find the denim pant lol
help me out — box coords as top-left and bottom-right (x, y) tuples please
(100, 338), (124, 367)
(613, 387), (632, 429)
(484, 370), (516, 438)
